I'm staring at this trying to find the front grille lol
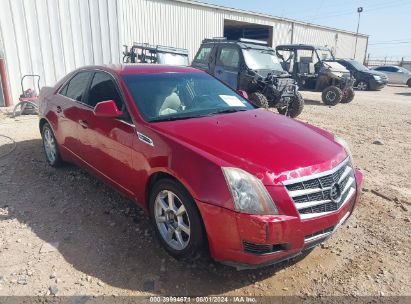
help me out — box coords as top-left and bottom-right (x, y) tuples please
(243, 241), (286, 255)
(283, 157), (356, 219)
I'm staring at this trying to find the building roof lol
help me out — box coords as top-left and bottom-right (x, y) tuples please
(171, 0), (369, 38)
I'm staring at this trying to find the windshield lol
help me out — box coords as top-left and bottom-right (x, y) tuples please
(157, 52), (189, 66)
(122, 72), (254, 122)
(316, 49), (334, 61)
(398, 66), (411, 74)
(242, 49), (284, 71)
(347, 60), (368, 71)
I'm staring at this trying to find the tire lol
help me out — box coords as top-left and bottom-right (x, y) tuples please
(41, 123), (62, 167)
(277, 92), (304, 118)
(248, 92), (269, 108)
(356, 81), (369, 91)
(321, 86), (342, 106)
(149, 178), (205, 261)
(407, 79), (411, 88)
(340, 87), (355, 104)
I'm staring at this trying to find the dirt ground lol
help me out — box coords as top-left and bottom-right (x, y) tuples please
(0, 85), (410, 297)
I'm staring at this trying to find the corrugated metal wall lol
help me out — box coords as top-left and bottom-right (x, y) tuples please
(0, 0), (368, 104)
(0, 0), (120, 103)
(119, 0), (367, 62)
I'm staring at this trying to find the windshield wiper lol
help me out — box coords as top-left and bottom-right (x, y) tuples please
(150, 115), (200, 122)
(150, 108), (248, 122)
(205, 108), (248, 116)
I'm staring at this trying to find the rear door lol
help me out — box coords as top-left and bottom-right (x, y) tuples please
(78, 71), (136, 196)
(214, 46), (241, 89)
(56, 71), (93, 156)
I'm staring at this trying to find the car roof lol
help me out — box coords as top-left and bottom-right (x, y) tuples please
(276, 44), (330, 51)
(201, 40), (273, 50)
(75, 64), (202, 75)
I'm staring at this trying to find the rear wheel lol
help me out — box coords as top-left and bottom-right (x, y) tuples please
(41, 123), (62, 167)
(321, 86), (342, 106)
(277, 92), (304, 118)
(149, 178), (205, 261)
(248, 92), (269, 108)
(340, 87), (355, 103)
(356, 81), (369, 91)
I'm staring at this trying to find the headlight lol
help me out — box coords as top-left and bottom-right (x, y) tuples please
(373, 75), (382, 81)
(334, 135), (352, 157)
(222, 167), (278, 215)
(285, 84), (295, 94)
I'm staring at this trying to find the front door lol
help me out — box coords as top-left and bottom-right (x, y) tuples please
(78, 71), (136, 196)
(214, 46), (241, 89)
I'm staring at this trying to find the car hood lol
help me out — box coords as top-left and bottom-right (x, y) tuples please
(151, 109), (347, 185)
(363, 69), (387, 77)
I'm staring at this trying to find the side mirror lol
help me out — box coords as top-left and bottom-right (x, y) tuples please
(94, 100), (123, 118)
(237, 90), (249, 99)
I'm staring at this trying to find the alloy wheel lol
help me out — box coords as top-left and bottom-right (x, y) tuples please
(154, 190), (191, 251)
(357, 81), (368, 91)
(43, 128), (57, 163)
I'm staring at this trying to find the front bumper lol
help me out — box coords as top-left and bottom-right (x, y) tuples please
(370, 79), (388, 90)
(197, 169), (363, 269)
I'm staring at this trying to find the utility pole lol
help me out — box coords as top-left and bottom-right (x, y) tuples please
(354, 7), (363, 59)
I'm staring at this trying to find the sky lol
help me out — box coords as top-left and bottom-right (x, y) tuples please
(201, 0), (411, 60)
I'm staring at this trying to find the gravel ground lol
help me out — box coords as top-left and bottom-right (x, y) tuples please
(0, 85), (410, 297)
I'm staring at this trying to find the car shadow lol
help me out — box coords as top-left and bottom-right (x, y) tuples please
(302, 99), (327, 107)
(0, 138), (309, 295)
(395, 92), (411, 97)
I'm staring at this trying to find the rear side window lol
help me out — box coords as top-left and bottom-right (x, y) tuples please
(194, 46), (212, 61)
(87, 72), (123, 109)
(60, 71), (92, 102)
(217, 47), (240, 68)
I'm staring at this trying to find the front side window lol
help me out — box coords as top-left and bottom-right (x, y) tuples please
(217, 47), (240, 68)
(60, 71), (92, 102)
(194, 46), (212, 62)
(122, 72), (254, 122)
(87, 72), (123, 109)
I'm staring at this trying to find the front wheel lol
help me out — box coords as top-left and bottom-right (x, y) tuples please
(149, 179), (205, 261)
(248, 92), (269, 108)
(356, 81), (369, 91)
(407, 79), (411, 88)
(277, 92), (304, 118)
(340, 87), (355, 103)
(321, 86), (342, 106)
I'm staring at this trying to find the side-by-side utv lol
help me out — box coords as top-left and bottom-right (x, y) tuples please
(276, 44), (355, 106)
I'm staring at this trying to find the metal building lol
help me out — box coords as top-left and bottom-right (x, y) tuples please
(0, 0), (368, 104)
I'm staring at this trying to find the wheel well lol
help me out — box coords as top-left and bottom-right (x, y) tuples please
(145, 171), (209, 249)
(145, 172), (183, 206)
(39, 118), (48, 134)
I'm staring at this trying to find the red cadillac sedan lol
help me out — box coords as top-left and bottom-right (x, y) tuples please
(38, 65), (362, 269)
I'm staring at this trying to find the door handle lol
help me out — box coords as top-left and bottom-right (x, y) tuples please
(79, 119), (88, 129)
(56, 106), (62, 113)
